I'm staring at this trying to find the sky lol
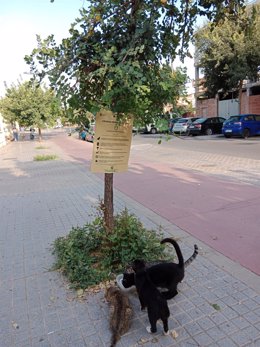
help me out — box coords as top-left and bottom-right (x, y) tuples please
(0, 0), (195, 97)
(0, 0), (85, 96)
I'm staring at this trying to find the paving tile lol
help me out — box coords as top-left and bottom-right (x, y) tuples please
(176, 339), (200, 347)
(216, 337), (238, 347)
(67, 338), (87, 347)
(0, 333), (14, 347)
(219, 320), (239, 334)
(242, 325), (260, 341)
(185, 306), (205, 321)
(43, 312), (61, 333)
(232, 302), (251, 315)
(193, 332), (214, 346)
(230, 329), (255, 346)
(209, 312), (228, 325)
(184, 321), (202, 336)
(206, 325), (226, 340)
(244, 340), (260, 347)
(174, 327), (191, 341)
(242, 288), (258, 299)
(253, 306), (260, 317)
(174, 311), (193, 325)
(222, 306), (239, 319)
(243, 311), (260, 325)
(47, 330), (69, 347)
(197, 316), (216, 331)
(189, 294), (207, 307)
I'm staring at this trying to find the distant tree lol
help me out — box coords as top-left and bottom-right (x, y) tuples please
(0, 81), (60, 139)
(25, 0), (245, 231)
(195, 3), (260, 112)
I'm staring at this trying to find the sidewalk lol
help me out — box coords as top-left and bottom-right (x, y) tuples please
(0, 134), (259, 347)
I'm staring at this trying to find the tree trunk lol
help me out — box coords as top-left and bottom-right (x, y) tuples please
(104, 173), (114, 233)
(215, 93), (219, 117)
(38, 128), (42, 141)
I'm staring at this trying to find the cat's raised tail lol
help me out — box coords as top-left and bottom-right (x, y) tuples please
(161, 238), (198, 268)
(160, 238), (184, 268)
(184, 244), (198, 268)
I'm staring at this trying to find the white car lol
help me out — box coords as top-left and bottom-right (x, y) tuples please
(173, 117), (199, 135)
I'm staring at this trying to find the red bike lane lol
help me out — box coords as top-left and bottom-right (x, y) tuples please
(53, 132), (260, 276)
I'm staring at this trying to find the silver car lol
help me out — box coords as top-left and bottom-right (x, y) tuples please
(173, 117), (199, 135)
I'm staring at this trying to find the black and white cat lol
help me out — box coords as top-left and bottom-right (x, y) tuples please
(122, 238), (198, 300)
(135, 268), (170, 335)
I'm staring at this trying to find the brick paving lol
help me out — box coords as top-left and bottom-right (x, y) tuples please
(0, 135), (260, 347)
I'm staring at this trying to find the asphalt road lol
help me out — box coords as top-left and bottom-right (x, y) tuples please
(54, 131), (260, 276)
(134, 132), (260, 160)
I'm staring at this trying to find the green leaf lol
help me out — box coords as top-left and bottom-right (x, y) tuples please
(211, 303), (221, 311)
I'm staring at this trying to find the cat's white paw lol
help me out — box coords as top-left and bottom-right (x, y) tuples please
(163, 330), (169, 336)
(146, 326), (152, 334)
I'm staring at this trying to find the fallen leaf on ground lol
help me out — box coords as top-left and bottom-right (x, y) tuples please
(138, 337), (150, 344)
(170, 330), (178, 339)
(211, 303), (221, 311)
(11, 321), (19, 329)
(76, 288), (84, 297)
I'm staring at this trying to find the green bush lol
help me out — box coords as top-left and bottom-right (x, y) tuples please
(34, 154), (58, 161)
(35, 146), (49, 150)
(52, 208), (171, 289)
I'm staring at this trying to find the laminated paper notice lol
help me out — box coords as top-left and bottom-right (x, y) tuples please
(91, 110), (133, 173)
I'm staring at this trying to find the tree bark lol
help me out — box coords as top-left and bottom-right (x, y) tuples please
(38, 128), (42, 141)
(104, 173), (114, 233)
(215, 93), (219, 117)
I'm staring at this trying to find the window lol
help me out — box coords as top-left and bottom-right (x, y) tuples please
(244, 115), (254, 121)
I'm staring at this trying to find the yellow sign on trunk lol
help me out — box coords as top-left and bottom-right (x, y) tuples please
(91, 110), (133, 173)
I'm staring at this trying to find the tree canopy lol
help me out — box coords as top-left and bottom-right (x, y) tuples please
(25, 0), (245, 122)
(194, 3), (260, 100)
(0, 81), (60, 131)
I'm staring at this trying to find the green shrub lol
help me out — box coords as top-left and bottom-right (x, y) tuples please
(102, 209), (167, 270)
(52, 208), (171, 289)
(34, 154), (58, 161)
(35, 146), (49, 150)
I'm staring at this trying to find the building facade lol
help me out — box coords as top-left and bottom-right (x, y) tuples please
(195, 71), (260, 118)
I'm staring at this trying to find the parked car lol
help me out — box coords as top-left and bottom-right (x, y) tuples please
(172, 117), (200, 135)
(222, 114), (260, 138)
(134, 114), (170, 134)
(187, 117), (226, 136)
(168, 118), (181, 133)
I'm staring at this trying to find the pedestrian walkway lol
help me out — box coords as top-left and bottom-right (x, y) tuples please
(0, 135), (260, 347)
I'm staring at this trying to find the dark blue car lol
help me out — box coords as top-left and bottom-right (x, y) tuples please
(222, 114), (260, 138)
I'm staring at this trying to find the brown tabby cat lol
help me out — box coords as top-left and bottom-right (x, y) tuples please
(105, 286), (132, 347)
